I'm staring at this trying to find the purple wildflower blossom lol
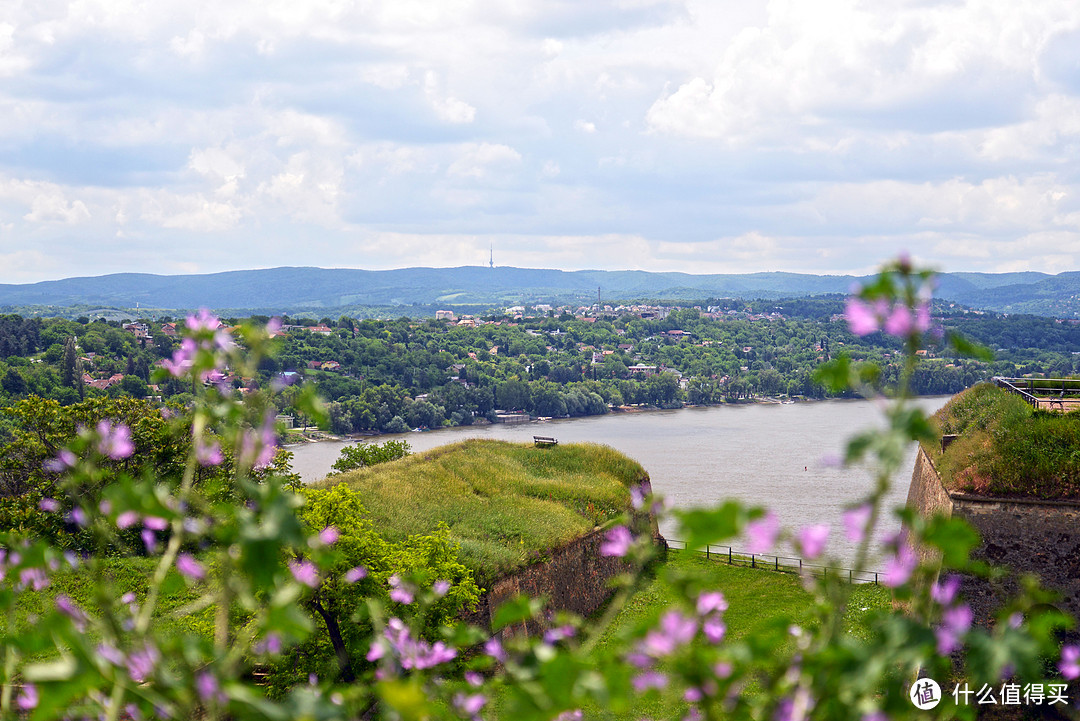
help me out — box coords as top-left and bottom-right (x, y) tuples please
(703, 617), (727, 644)
(433, 580), (451, 597)
(630, 483), (647, 510)
(67, 507), (87, 527)
(116, 510), (139, 529)
(935, 603), (973, 655)
(97, 643), (125, 667)
(600, 525), (633, 557)
(714, 662), (733, 678)
(16, 684), (38, 710)
(465, 671), (483, 687)
(55, 596), (87, 628)
(632, 670), (669, 692)
(345, 566), (368, 583)
(642, 610), (697, 657)
(318, 526), (340, 546)
(842, 504), (872, 543)
(125, 643), (160, 683)
(254, 633), (283, 655)
(930, 575), (960, 606)
(366, 642), (385, 662)
(186, 308), (221, 332)
(38, 497), (60, 512)
(796, 524), (830, 560)
(141, 529), (159, 554)
(883, 304), (914, 336)
(1059, 645), (1080, 680)
(745, 512), (779, 554)
(143, 516), (168, 531)
(19, 567), (49, 591)
(882, 542), (917, 588)
(196, 671), (226, 705)
(453, 693), (487, 716)
(96, 421), (134, 460)
(696, 591), (728, 616)
(176, 553), (206, 581)
(289, 559), (320, 588)
(685, 687), (704, 703)
(554, 711), (584, 721)
(845, 297), (881, 336)
(483, 637), (506, 663)
(195, 438), (223, 467)
(44, 449), (77, 473)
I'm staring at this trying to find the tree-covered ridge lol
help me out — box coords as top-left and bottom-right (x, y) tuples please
(1, 307), (1079, 439)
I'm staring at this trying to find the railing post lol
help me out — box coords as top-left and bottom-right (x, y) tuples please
(775, 556), (779, 571)
(706, 545), (710, 560)
(728, 547), (732, 565)
(751, 554), (755, 569)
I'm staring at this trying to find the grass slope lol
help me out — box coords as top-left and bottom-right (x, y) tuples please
(316, 439), (645, 580)
(925, 382), (1080, 499)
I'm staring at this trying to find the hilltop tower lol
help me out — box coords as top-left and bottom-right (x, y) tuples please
(489, 244), (494, 269)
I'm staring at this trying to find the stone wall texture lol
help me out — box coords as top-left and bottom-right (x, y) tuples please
(462, 478), (661, 637)
(907, 447), (1080, 627)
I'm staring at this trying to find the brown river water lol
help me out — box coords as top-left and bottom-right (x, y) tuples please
(288, 396), (950, 566)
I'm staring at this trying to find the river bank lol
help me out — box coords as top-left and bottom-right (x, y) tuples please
(289, 396), (952, 565)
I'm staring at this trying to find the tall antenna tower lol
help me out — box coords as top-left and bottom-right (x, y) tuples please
(597, 286), (601, 311)
(489, 244), (494, 269)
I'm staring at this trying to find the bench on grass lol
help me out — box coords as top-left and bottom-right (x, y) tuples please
(533, 436), (558, 447)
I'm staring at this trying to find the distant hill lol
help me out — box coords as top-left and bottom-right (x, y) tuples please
(1, 265), (1077, 317)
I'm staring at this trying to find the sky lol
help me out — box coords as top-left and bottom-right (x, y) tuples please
(2, 0), (1080, 283)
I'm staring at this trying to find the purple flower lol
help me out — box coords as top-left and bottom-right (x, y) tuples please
(696, 591), (727, 616)
(796, 524), (829, 560)
(143, 516), (168, 531)
(186, 308), (221, 332)
(883, 304), (914, 336)
(290, 559), (320, 588)
(685, 687), (704, 703)
(16, 684), (37, 710)
(97, 643), (125, 667)
(19, 567), (49, 591)
(845, 297), (880, 336)
(882, 542), (917, 588)
(67, 507), (87, 527)
(196, 671), (226, 705)
(544, 625), (576, 644)
(366, 642), (385, 662)
(44, 449), (77, 473)
(554, 712), (584, 721)
(630, 483), (647, 510)
(433, 580), (451, 597)
(483, 637), (506, 663)
(935, 603), (972, 655)
(702, 617), (727, 644)
(344, 566), (367, 583)
(96, 421), (134, 460)
(318, 526), (340, 546)
(914, 302), (932, 332)
(1060, 645), (1080, 680)
(38, 497), (60, 512)
(125, 643), (159, 683)
(195, 439), (223, 467)
(842, 504), (872, 543)
(163, 339), (196, 377)
(600, 525), (633, 557)
(176, 553), (206, 581)
(254, 633), (283, 655)
(744, 512), (779, 554)
(141, 529), (159, 553)
(465, 671), (483, 687)
(714, 661), (733, 678)
(930, 575), (960, 606)
(642, 610), (697, 657)
(632, 670), (669, 692)
(116, 511), (139, 529)
(453, 693), (487, 717)
(390, 578), (414, 604)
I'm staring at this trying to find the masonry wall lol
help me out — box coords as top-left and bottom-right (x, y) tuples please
(906, 448), (1080, 627)
(463, 478), (661, 636)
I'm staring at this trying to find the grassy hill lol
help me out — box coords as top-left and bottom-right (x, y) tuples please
(313, 439), (646, 580)
(924, 383), (1080, 499)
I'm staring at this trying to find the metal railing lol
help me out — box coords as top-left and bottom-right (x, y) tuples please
(664, 538), (884, 585)
(993, 377), (1080, 410)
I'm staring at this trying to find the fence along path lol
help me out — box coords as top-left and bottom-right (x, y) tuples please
(664, 539), (885, 585)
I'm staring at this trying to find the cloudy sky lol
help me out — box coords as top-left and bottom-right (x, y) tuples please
(2, 0), (1080, 283)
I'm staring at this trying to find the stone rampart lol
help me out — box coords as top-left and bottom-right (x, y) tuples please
(907, 448), (1080, 627)
(463, 478), (661, 636)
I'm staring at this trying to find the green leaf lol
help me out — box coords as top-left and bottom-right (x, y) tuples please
(814, 355), (853, 393)
(947, 332), (994, 362)
(673, 501), (748, 550)
(923, 516), (980, 568)
(492, 594), (544, 631)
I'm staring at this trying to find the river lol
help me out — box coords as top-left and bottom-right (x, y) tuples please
(288, 396), (951, 565)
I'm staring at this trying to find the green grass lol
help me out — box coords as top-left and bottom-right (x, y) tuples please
(490, 551), (891, 720)
(925, 382), (1080, 499)
(315, 439), (646, 579)
(3, 556), (214, 652)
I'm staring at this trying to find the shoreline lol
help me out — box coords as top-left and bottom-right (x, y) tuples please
(283, 393), (953, 447)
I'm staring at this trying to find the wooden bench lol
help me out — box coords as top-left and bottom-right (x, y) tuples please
(533, 436), (558, 447)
